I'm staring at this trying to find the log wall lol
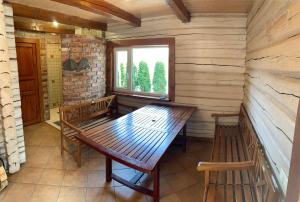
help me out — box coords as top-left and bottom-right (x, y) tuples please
(106, 14), (247, 138)
(245, 0), (300, 194)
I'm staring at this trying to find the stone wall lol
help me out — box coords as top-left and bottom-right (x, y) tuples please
(61, 35), (106, 105)
(0, 1), (22, 173)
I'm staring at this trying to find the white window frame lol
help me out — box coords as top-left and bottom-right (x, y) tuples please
(113, 45), (169, 99)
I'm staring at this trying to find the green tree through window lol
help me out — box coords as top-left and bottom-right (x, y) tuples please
(132, 64), (139, 90)
(137, 61), (151, 92)
(153, 61), (167, 94)
(120, 63), (127, 88)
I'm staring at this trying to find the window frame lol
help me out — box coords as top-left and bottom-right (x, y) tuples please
(106, 38), (175, 101)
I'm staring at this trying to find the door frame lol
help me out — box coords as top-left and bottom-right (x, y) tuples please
(16, 37), (44, 123)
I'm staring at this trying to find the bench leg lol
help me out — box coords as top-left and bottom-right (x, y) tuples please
(183, 124), (187, 153)
(106, 157), (112, 182)
(153, 165), (160, 202)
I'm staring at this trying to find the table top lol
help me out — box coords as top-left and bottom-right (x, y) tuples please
(75, 104), (196, 173)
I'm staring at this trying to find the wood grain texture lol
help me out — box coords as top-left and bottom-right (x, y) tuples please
(74, 104), (195, 173)
(11, 2), (107, 30)
(106, 14), (247, 139)
(14, 21), (75, 34)
(166, 0), (191, 23)
(245, 0), (300, 194)
(51, 0), (141, 27)
(285, 101), (300, 202)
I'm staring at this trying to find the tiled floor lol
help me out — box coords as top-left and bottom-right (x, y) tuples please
(0, 123), (212, 202)
(46, 108), (61, 130)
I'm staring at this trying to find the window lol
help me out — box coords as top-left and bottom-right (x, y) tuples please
(108, 38), (175, 100)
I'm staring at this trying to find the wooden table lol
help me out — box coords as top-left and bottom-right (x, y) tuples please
(75, 104), (196, 202)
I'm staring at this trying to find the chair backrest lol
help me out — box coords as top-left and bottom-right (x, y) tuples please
(239, 105), (281, 202)
(60, 95), (115, 124)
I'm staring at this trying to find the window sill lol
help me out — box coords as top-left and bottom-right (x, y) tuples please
(113, 91), (170, 102)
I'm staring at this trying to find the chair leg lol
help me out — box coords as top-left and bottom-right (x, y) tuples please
(76, 143), (81, 167)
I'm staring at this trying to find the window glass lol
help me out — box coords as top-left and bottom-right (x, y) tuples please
(132, 46), (169, 95)
(114, 46), (169, 97)
(115, 50), (128, 89)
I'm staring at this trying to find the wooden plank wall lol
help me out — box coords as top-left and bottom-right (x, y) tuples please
(245, 0), (300, 194)
(106, 14), (247, 138)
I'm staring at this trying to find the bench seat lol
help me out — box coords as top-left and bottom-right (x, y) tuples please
(198, 106), (281, 202)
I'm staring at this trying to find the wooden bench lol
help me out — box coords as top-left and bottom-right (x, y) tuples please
(197, 105), (281, 202)
(59, 95), (122, 167)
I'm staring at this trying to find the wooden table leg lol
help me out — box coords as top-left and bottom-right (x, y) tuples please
(106, 157), (112, 182)
(183, 124), (187, 152)
(153, 165), (160, 202)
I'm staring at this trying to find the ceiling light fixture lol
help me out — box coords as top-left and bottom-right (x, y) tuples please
(52, 20), (59, 27)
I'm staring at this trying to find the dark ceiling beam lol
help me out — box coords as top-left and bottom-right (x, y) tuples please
(11, 3), (107, 31)
(51, 0), (141, 27)
(166, 0), (191, 23)
(14, 21), (75, 34)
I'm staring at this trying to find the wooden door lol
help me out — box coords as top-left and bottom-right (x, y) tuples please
(16, 38), (43, 126)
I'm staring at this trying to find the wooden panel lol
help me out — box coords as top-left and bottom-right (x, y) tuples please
(14, 21), (75, 34)
(285, 101), (300, 202)
(51, 0), (141, 27)
(245, 0), (300, 194)
(166, 0), (191, 23)
(74, 104), (195, 173)
(11, 2), (107, 30)
(16, 40), (42, 126)
(106, 14), (247, 139)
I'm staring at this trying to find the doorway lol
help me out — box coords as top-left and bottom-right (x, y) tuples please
(16, 38), (43, 126)
(45, 42), (62, 130)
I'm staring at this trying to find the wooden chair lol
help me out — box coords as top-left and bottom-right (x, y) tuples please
(59, 95), (117, 167)
(197, 105), (281, 202)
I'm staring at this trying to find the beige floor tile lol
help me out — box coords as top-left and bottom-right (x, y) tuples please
(45, 154), (65, 169)
(165, 171), (198, 192)
(25, 147), (57, 168)
(176, 183), (204, 202)
(57, 187), (86, 202)
(62, 170), (87, 187)
(88, 157), (106, 171)
(160, 160), (185, 177)
(30, 185), (60, 202)
(14, 167), (44, 184)
(1, 182), (36, 202)
(87, 170), (113, 188)
(86, 187), (116, 202)
(10, 123), (212, 202)
(114, 186), (148, 202)
(38, 169), (64, 185)
(139, 174), (173, 197)
(159, 193), (181, 202)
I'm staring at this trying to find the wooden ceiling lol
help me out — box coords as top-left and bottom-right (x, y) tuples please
(6, 0), (253, 32)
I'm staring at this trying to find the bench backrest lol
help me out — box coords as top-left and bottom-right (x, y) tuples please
(60, 95), (116, 124)
(239, 105), (281, 202)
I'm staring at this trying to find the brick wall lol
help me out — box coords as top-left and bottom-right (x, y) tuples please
(61, 35), (106, 104)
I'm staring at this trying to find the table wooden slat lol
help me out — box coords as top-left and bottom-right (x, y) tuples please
(75, 104), (195, 173)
